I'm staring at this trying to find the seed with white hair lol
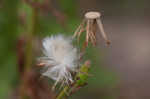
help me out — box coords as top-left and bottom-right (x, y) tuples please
(39, 34), (79, 89)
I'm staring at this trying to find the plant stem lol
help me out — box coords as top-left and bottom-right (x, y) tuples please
(56, 61), (91, 99)
(56, 86), (69, 99)
(24, 7), (38, 71)
(20, 3), (38, 99)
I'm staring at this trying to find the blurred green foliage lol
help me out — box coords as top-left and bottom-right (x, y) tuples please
(0, 0), (19, 98)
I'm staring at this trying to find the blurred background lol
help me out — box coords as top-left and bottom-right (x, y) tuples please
(0, 0), (150, 99)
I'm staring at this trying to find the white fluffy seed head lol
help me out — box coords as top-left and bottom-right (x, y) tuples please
(39, 34), (79, 84)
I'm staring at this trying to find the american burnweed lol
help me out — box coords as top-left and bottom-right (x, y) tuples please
(37, 11), (110, 99)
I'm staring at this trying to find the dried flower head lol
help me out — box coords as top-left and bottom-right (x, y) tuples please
(38, 34), (79, 89)
(73, 11), (110, 47)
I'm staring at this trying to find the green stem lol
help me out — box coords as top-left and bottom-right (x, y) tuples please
(56, 86), (69, 99)
(56, 61), (91, 99)
(24, 7), (38, 71)
(20, 3), (38, 99)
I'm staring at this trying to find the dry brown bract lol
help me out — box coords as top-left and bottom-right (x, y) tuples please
(73, 11), (110, 47)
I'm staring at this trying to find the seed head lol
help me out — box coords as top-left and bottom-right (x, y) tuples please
(39, 34), (79, 87)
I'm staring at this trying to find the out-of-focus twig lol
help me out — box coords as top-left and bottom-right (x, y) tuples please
(20, 1), (38, 99)
(23, 0), (67, 29)
(16, 36), (26, 77)
(18, 70), (55, 99)
(24, 6), (38, 71)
